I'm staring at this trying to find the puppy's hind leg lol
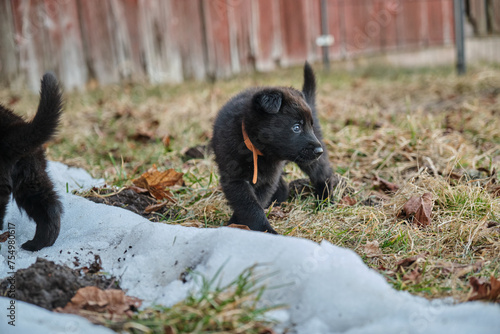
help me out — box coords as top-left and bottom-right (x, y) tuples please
(12, 155), (62, 251)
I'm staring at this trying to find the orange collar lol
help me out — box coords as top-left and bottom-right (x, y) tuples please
(242, 122), (263, 184)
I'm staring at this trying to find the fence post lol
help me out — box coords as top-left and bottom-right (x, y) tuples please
(320, 0), (330, 71)
(454, 0), (466, 75)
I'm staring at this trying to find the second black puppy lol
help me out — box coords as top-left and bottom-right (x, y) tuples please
(213, 63), (335, 233)
(0, 73), (63, 251)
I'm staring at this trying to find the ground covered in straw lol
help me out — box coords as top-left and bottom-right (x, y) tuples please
(2, 63), (499, 304)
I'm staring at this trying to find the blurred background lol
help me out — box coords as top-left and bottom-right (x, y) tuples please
(0, 0), (499, 91)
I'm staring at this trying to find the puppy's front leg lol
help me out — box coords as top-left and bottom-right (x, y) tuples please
(222, 179), (277, 234)
(298, 152), (335, 201)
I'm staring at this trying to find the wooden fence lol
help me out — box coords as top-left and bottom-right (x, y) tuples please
(0, 0), (459, 90)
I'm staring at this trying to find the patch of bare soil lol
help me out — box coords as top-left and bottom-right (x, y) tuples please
(83, 188), (180, 222)
(0, 257), (117, 310)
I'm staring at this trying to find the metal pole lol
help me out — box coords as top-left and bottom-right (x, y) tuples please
(454, 0), (466, 75)
(320, 0), (330, 71)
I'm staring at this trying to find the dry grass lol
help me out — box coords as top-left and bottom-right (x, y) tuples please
(1, 63), (499, 306)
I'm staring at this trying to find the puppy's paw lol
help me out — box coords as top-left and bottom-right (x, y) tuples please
(263, 225), (278, 234)
(21, 239), (44, 252)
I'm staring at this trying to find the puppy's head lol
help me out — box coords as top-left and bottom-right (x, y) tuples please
(245, 87), (323, 163)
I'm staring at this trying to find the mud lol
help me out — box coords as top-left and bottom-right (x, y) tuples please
(0, 257), (117, 310)
(84, 188), (179, 222)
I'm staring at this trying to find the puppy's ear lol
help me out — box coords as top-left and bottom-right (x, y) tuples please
(302, 62), (316, 106)
(253, 90), (282, 114)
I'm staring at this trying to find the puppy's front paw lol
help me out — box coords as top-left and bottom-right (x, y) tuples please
(264, 225), (278, 234)
(21, 240), (43, 252)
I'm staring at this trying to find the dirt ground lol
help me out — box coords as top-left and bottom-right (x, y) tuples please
(0, 257), (116, 310)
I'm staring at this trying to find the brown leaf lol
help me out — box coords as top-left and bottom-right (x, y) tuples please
(396, 253), (426, 270)
(228, 224), (251, 231)
(0, 231), (10, 243)
(436, 260), (484, 277)
(162, 134), (172, 149)
(144, 201), (170, 214)
(132, 165), (183, 201)
(414, 193), (433, 226)
(403, 268), (422, 284)
(399, 193), (433, 226)
(165, 326), (177, 334)
(268, 206), (286, 219)
(363, 240), (382, 258)
(340, 195), (357, 206)
(180, 221), (204, 228)
(56, 286), (141, 323)
(468, 276), (500, 302)
(373, 176), (400, 194)
(129, 130), (155, 143)
(487, 184), (500, 198)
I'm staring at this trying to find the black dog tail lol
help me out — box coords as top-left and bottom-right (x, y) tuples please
(302, 62), (316, 108)
(30, 73), (63, 144)
(12, 73), (63, 156)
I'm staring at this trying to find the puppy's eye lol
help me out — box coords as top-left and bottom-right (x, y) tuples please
(292, 123), (302, 133)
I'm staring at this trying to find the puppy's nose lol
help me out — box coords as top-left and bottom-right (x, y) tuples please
(313, 146), (323, 158)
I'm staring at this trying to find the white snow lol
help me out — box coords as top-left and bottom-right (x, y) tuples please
(0, 162), (499, 334)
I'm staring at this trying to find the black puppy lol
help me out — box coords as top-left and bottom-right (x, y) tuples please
(0, 73), (63, 251)
(212, 63), (335, 233)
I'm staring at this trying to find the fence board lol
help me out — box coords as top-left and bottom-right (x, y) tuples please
(1, 0), (497, 90)
(172, 0), (206, 80)
(253, 0), (282, 71)
(0, 1), (18, 85)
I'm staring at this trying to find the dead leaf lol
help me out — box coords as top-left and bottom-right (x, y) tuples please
(162, 135), (172, 149)
(183, 145), (208, 160)
(0, 231), (10, 243)
(132, 165), (183, 201)
(436, 260), (484, 277)
(340, 195), (357, 206)
(129, 130), (156, 143)
(399, 193), (433, 226)
(144, 201), (170, 214)
(396, 253), (426, 269)
(487, 184), (500, 197)
(468, 276), (500, 302)
(373, 176), (400, 194)
(403, 268), (422, 283)
(165, 326), (177, 334)
(268, 206), (286, 219)
(363, 240), (382, 258)
(180, 221), (204, 228)
(228, 224), (251, 231)
(56, 286), (141, 323)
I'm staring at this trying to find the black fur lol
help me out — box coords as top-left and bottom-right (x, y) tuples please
(212, 63), (336, 233)
(0, 73), (63, 251)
